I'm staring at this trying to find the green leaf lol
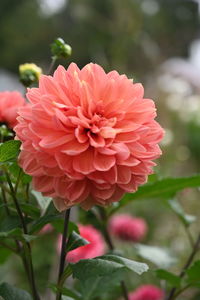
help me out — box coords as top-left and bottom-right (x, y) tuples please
(50, 284), (81, 300)
(71, 254), (148, 280)
(9, 163), (32, 184)
(156, 269), (181, 288)
(71, 255), (148, 299)
(110, 175), (200, 214)
(135, 244), (176, 268)
(168, 199), (196, 227)
(29, 214), (62, 234)
(0, 228), (36, 243)
(19, 203), (40, 219)
(101, 255), (149, 275)
(29, 212), (78, 235)
(0, 282), (32, 300)
(0, 247), (12, 264)
(0, 216), (21, 232)
(81, 273), (124, 300)
(31, 190), (52, 213)
(0, 140), (21, 162)
(52, 219), (79, 235)
(67, 231), (89, 252)
(186, 260), (200, 284)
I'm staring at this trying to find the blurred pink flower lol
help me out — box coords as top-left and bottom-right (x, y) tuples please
(0, 91), (26, 128)
(15, 63), (164, 210)
(58, 224), (105, 263)
(109, 214), (147, 242)
(128, 285), (164, 300)
(39, 224), (53, 234)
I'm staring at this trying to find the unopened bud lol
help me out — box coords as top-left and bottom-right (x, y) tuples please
(19, 63), (42, 87)
(51, 38), (72, 59)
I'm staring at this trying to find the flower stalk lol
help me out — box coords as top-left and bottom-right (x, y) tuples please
(48, 56), (57, 75)
(56, 208), (71, 300)
(98, 207), (129, 300)
(3, 168), (40, 300)
(166, 233), (200, 300)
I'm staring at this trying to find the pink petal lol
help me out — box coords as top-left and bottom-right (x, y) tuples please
(39, 133), (73, 148)
(33, 176), (54, 193)
(92, 185), (115, 200)
(100, 127), (117, 138)
(111, 143), (130, 161)
(117, 165), (132, 184)
(61, 140), (89, 155)
(88, 132), (105, 147)
(94, 151), (116, 171)
(73, 148), (95, 174)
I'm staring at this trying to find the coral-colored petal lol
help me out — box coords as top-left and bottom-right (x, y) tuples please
(61, 140), (89, 155)
(73, 148), (95, 174)
(117, 165), (132, 184)
(94, 152), (116, 171)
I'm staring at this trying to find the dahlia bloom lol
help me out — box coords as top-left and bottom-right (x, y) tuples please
(0, 91), (26, 128)
(57, 224), (105, 263)
(15, 63), (164, 210)
(128, 285), (164, 300)
(109, 214), (147, 242)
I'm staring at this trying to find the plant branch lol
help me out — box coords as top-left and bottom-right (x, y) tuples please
(4, 168), (40, 300)
(166, 233), (200, 300)
(56, 208), (71, 300)
(0, 241), (17, 253)
(98, 207), (129, 300)
(1, 185), (10, 215)
(48, 57), (57, 75)
(185, 227), (194, 248)
(14, 168), (22, 194)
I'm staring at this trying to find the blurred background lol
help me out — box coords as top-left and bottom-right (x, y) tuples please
(0, 0), (200, 299)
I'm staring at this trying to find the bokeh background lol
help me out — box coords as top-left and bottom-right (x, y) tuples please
(0, 0), (200, 299)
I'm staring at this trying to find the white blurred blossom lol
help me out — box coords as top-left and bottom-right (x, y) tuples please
(160, 128), (173, 147)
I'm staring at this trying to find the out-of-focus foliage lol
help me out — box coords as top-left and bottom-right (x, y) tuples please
(0, 0), (198, 78)
(1, 1), (200, 300)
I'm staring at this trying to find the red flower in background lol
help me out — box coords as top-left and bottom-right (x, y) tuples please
(128, 285), (164, 300)
(15, 63), (164, 210)
(109, 214), (147, 242)
(57, 224), (105, 263)
(0, 91), (26, 128)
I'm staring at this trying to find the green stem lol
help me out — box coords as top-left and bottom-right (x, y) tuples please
(56, 208), (71, 300)
(5, 170), (27, 233)
(166, 233), (200, 300)
(1, 185), (10, 215)
(171, 284), (191, 300)
(185, 227), (194, 248)
(0, 241), (17, 253)
(98, 207), (129, 300)
(1, 178), (34, 294)
(25, 183), (30, 203)
(48, 56), (57, 75)
(4, 168), (40, 300)
(14, 168), (22, 194)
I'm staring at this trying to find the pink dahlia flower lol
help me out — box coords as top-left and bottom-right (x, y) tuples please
(128, 285), (164, 300)
(109, 214), (147, 242)
(57, 224), (105, 263)
(0, 91), (26, 128)
(15, 63), (164, 210)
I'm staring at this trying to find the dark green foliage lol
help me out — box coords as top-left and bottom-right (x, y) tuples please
(0, 282), (32, 300)
(0, 140), (21, 163)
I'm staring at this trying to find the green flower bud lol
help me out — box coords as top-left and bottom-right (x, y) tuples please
(19, 63), (42, 87)
(51, 38), (72, 59)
